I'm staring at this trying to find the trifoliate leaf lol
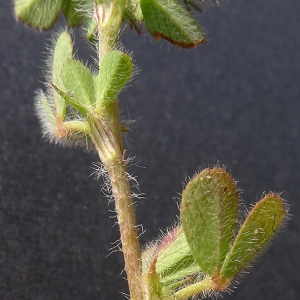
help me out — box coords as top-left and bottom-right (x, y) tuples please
(181, 168), (238, 276)
(95, 51), (132, 110)
(140, 0), (206, 48)
(220, 193), (287, 281)
(61, 59), (95, 108)
(52, 31), (73, 119)
(14, 0), (63, 29)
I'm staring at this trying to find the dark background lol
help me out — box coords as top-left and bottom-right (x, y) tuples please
(1, 0), (299, 299)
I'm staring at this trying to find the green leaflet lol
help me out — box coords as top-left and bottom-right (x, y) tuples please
(50, 34), (133, 120)
(180, 168), (238, 276)
(86, 18), (97, 42)
(141, 168), (288, 298)
(161, 261), (201, 289)
(220, 193), (287, 281)
(52, 84), (89, 118)
(14, 0), (63, 29)
(141, 227), (203, 299)
(95, 51), (133, 110)
(14, 0), (88, 29)
(140, 0), (206, 48)
(37, 91), (56, 126)
(62, 0), (86, 27)
(125, 0), (144, 31)
(156, 227), (202, 286)
(61, 59), (95, 109)
(52, 31), (73, 120)
(34, 31), (93, 143)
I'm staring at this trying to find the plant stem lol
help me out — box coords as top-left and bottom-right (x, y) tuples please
(89, 111), (142, 300)
(106, 155), (143, 300)
(94, 0), (126, 60)
(92, 2), (143, 299)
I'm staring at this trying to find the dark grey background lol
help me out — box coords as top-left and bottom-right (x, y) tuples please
(1, 0), (299, 299)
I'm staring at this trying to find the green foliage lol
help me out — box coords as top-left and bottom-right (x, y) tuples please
(142, 168), (288, 298)
(14, 0), (207, 49)
(52, 84), (90, 118)
(140, 0), (206, 48)
(62, 0), (86, 26)
(52, 31), (73, 119)
(14, 0), (63, 29)
(156, 228), (198, 283)
(35, 31), (74, 142)
(14, 0), (88, 29)
(155, 227), (203, 295)
(95, 51), (133, 111)
(181, 168), (238, 276)
(220, 193), (287, 281)
(37, 91), (56, 129)
(16, 1), (289, 299)
(125, 0), (144, 31)
(36, 31), (133, 146)
(62, 59), (95, 109)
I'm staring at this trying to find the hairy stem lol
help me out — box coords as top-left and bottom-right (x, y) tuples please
(106, 157), (143, 300)
(92, 2), (143, 299)
(89, 111), (142, 300)
(95, 0), (126, 60)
